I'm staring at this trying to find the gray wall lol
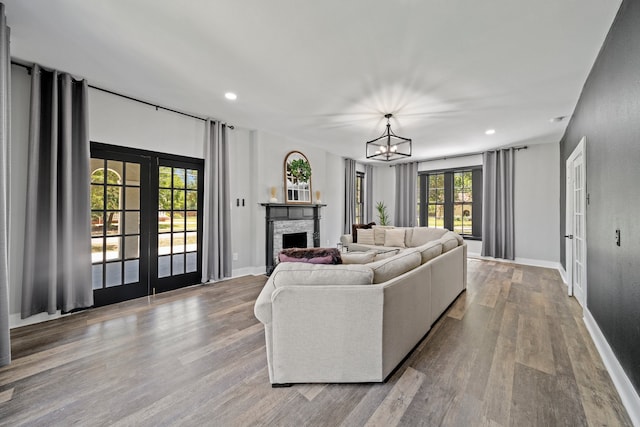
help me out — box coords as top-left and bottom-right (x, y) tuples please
(559, 0), (640, 394)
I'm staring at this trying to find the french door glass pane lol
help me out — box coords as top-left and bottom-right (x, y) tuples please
(91, 156), (142, 290)
(157, 164), (200, 279)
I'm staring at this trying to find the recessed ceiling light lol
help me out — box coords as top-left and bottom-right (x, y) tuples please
(549, 115), (566, 123)
(485, 129), (496, 135)
(225, 92), (237, 101)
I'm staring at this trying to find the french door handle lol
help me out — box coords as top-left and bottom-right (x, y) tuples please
(564, 234), (573, 239)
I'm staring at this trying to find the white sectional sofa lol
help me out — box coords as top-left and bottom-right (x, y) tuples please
(254, 226), (467, 385)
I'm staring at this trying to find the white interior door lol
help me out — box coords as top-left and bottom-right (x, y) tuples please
(565, 137), (586, 307)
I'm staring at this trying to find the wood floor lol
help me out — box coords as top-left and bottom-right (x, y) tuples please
(0, 259), (632, 426)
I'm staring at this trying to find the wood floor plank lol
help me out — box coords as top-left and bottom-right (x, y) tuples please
(483, 335), (515, 426)
(365, 367), (426, 427)
(0, 264), (632, 426)
(560, 318), (632, 427)
(0, 387), (13, 404)
(515, 314), (556, 375)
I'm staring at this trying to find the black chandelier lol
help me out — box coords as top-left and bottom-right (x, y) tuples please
(366, 113), (412, 161)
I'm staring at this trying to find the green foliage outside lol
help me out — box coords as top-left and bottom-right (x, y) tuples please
(91, 169), (121, 226)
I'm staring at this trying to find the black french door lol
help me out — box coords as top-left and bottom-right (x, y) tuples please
(151, 157), (204, 294)
(90, 143), (204, 307)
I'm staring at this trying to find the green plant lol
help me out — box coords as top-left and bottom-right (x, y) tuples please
(376, 201), (390, 225)
(287, 158), (312, 182)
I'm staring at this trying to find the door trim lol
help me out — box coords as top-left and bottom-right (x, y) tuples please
(565, 137), (587, 307)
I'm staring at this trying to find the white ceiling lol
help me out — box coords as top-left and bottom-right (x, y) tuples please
(4, 0), (621, 162)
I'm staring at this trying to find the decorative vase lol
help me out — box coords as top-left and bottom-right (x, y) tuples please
(315, 190), (321, 203)
(269, 186), (278, 203)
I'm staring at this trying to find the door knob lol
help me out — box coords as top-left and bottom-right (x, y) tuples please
(564, 234), (573, 239)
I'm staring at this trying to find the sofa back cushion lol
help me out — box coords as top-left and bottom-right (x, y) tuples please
(410, 227), (449, 247)
(367, 249), (421, 284)
(416, 240), (443, 264)
(271, 262), (374, 287)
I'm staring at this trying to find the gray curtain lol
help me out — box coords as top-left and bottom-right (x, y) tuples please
(395, 162), (418, 227)
(481, 148), (515, 259)
(0, 3), (11, 366)
(344, 158), (356, 233)
(21, 64), (93, 318)
(365, 164), (374, 223)
(202, 120), (231, 282)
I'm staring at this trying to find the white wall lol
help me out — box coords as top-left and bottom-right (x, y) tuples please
(89, 88), (205, 158)
(245, 130), (344, 272)
(371, 165), (395, 225)
(513, 142), (560, 264)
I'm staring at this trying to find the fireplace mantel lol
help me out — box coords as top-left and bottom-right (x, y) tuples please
(260, 203), (326, 275)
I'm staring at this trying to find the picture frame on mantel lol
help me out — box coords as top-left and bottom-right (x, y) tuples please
(284, 151), (312, 204)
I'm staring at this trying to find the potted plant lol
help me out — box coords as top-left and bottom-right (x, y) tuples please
(376, 201), (390, 225)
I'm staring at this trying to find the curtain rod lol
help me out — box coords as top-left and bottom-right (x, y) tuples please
(387, 145), (528, 166)
(11, 59), (234, 128)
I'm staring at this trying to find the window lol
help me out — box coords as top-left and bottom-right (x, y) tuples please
(418, 167), (482, 238)
(355, 171), (365, 224)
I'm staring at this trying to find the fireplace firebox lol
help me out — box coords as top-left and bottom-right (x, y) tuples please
(283, 232), (307, 249)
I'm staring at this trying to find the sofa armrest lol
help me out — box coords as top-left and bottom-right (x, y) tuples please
(270, 285), (385, 383)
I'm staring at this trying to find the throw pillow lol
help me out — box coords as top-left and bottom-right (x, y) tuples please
(384, 228), (406, 248)
(372, 225), (394, 245)
(340, 250), (377, 264)
(357, 228), (375, 245)
(351, 222), (376, 243)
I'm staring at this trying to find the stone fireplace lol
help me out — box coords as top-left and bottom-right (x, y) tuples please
(260, 203), (325, 275)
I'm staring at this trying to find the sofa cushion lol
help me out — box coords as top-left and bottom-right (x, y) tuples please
(372, 225), (394, 245)
(416, 241), (443, 264)
(351, 222), (376, 243)
(373, 249), (400, 261)
(384, 228), (406, 248)
(270, 262), (374, 287)
(357, 228), (375, 245)
(367, 249), (421, 284)
(404, 228), (414, 247)
(410, 227), (449, 247)
(341, 250), (377, 264)
(439, 231), (460, 252)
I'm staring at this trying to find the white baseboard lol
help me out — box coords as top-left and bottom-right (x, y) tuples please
(468, 252), (565, 278)
(583, 309), (640, 427)
(10, 310), (69, 329)
(558, 265), (568, 285)
(232, 266), (266, 277)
